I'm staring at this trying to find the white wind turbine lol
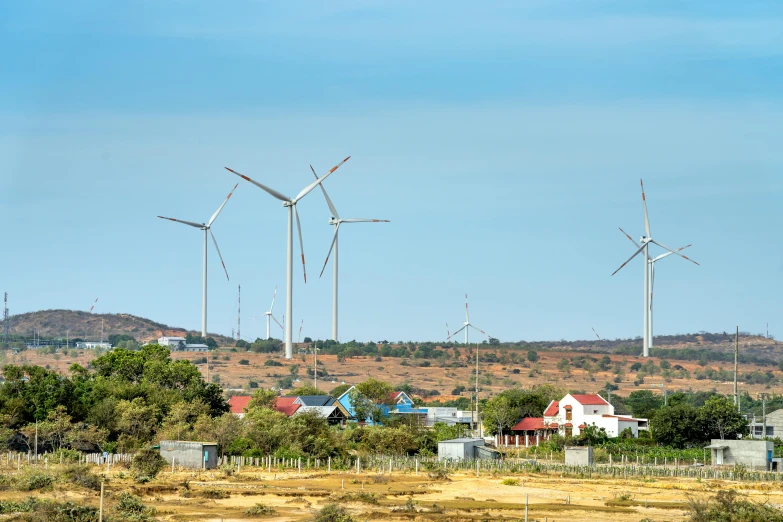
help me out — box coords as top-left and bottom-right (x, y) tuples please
(311, 164), (390, 341)
(158, 183), (237, 337)
(447, 294), (491, 344)
(226, 157), (350, 359)
(261, 286), (284, 340)
(612, 180), (699, 357)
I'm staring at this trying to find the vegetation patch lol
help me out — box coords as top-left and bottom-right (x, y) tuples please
(499, 478), (520, 486)
(130, 448), (167, 483)
(11, 470), (56, 491)
(245, 503), (278, 516)
(62, 464), (102, 491)
(688, 490), (783, 521)
(314, 503), (357, 522)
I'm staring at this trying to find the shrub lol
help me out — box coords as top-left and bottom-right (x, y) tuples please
(12, 470), (55, 491)
(131, 448), (167, 483)
(246, 503), (278, 516)
(500, 478), (520, 486)
(114, 492), (156, 521)
(0, 497), (99, 521)
(314, 504), (356, 522)
(62, 465), (102, 491)
(264, 359), (283, 367)
(239, 359), (250, 365)
(200, 489), (230, 499)
(427, 467), (450, 481)
(688, 490), (783, 522)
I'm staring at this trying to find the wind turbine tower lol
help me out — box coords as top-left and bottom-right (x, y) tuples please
(612, 180), (699, 356)
(311, 164), (389, 341)
(262, 286), (283, 339)
(226, 157), (350, 358)
(158, 184), (237, 337)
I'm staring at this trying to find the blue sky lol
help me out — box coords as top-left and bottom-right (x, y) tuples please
(1, 1), (781, 343)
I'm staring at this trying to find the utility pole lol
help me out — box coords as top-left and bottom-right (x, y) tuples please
(475, 343), (481, 438)
(734, 326), (739, 411)
(2, 292), (9, 345)
(313, 344), (318, 390)
(237, 284), (241, 341)
(762, 393), (767, 439)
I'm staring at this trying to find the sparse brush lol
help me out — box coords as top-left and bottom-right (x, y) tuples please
(391, 497), (417, 513)
(428, 467), (450, 481)
(245, 503), (278, 516)
(330, 491), (379, 505)
(199, 489), (230, 499)
(500, 478), (520, 486)
(114, 492), (156, 521)
(371, 475), (389, 484)
(62, 464), (102, 491)
(11, 470), (55, 491)
(314, 503), (356, 522)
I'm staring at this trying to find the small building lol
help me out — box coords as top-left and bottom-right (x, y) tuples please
(748, 408), (783, 439)
(75, 341), (112, 349)
(158, 336), (186, 348)
(159, 440), (218, 469)
(565, 446), (594, 466)
(438, 438), (485, 461)
(183, 343), (209, 352)
(706, 440), (774, 470)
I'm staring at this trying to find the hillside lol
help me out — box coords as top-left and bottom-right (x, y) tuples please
(0, 309), (233, 344)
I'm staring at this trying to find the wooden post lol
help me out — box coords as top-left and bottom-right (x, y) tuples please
(357, 457), (360, 474)
(172, 457), (175, 473)
(328, 456), (331, 473)
(99, 481), (105, 522)
(525, 493), (529, 522)
(415, 458), (418, 475)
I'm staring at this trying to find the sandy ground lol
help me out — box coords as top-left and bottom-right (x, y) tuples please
(7, 464), (783, 521)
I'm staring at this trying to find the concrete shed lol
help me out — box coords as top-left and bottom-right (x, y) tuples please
(565, 446), (593, 466)
(706, 440), (774, 470)
(437, 438), (485, 461)
(159, 441), (218, 469)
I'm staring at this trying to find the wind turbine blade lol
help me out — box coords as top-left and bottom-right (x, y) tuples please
(592, 327), (601, 340)
(319, 223), (341, 278)
(157, 216), (204, 229)
(208, 183), (239, 226)
(611, 243), (647, 276)
(618, 227), (640, 248)
(446, 323), (451, 339)
(272, 315), (284, 330)
(90, 298), (98, 313)
(468, 324), (491, 338)
(311, 164), (340, 219)
(447, 325), (467, 340)
(650, 240), (700, 266)
(225, 167), (291, 202)
(294, 206), (307, 283)
(298, 319), (303, 343)
(652, 244), (691, 262)
(209, 229), (230, 280)
(640, 179), (651, 238)
(465, 294), (469, 324)
(293, 156), (350, 203)
(341, 218), (390, 223)
(269, 286), (277, 313)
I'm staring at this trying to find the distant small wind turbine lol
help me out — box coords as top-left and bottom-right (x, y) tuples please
(89, 298), (98, 313)
(262, 286), (283, 339)
(158, 183), (237, 337)
(447, 295), (491, 344)
(592, 328), (601, 340)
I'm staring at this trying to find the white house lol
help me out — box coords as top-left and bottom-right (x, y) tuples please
(183, 344), (209, 352)
(542, 393), (648, 438)
(158, 336), (186, 348)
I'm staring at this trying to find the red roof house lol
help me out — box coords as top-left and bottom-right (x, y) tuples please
(228, 395), (252, 418)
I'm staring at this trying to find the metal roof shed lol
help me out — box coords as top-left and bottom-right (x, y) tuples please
(437, 438), (485, 461)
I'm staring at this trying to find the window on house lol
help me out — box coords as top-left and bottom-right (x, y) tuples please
(593, 409), (598, 414)
(566, 410), (572, 421)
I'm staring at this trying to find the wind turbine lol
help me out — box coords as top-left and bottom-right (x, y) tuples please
(226, 156), (350, 359)
(158, 184), (237, 337)
(261, 286), (283, 340)
(612, 180), (699, 356)
(618, 228), (692, 350)
(447, 295), (491, 345)
(311, 164), (390, 341)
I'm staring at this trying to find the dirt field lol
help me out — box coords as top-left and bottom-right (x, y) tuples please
(6, 462), (783, 521)
(8, 347), (778, 402)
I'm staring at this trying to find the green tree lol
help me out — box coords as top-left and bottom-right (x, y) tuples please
(527, 350), (539, 363)
(698, 396), (748, 440)
(625, 390), (664, 419)
(329, 384), (351, 398)
(247, 389), (279, 411)
(650, 404), (700, 448)
(482, 396), (520, 437)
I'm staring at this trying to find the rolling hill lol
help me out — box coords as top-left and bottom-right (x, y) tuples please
(0, 309), (234, 344)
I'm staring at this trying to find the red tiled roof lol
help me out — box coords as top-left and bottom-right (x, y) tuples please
(571, 394), (609, 405)
(273, 397), (301, 417)
(390, 391), (402, 400)
(512, 417), (545, 431)
(228, 395), (252, 415)
(564, 423), (573, 427)
(543, 401), (559, 417)
(578, 424), (586, 429)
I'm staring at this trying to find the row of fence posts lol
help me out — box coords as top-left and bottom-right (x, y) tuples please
(3, 448), (777, 484)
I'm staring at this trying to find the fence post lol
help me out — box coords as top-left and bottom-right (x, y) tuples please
(99, 481), (105, 522)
